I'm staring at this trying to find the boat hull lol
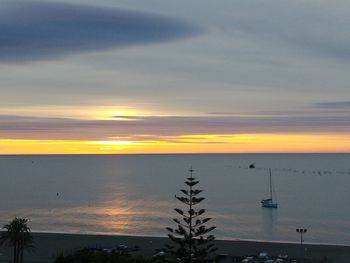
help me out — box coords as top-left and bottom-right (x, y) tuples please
(261, 199), (278, 208)
(261, 203), (278, 208)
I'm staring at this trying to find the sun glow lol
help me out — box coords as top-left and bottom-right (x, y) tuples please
(92, 108), (146, 120)
(91, 141), (138, 145)
(0, 105), (157, 120)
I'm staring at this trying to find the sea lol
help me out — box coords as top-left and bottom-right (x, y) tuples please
(0, 154), (349, 245)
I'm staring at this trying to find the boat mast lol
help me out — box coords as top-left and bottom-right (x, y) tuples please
(269, 168), (273, 200)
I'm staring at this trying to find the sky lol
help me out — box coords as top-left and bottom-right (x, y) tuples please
(0, 0), (350, 154)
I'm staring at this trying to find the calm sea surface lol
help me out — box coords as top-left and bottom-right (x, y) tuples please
(0, 154), (349, 245)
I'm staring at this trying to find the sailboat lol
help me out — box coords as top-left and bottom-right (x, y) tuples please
(261, 168), (278, 208)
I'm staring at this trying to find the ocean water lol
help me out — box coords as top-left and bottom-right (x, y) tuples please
(0, 154), (349, 245)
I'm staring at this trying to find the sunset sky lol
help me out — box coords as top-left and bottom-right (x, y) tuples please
(1, 0), (350, 154)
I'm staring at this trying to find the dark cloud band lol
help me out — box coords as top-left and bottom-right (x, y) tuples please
(314, 101), (350, 109)
(0, 1), (199, 62)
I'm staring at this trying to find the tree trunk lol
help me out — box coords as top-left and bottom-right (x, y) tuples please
(16, 241), (20, 263)
(20, 246), (23, 263)
(20, 239), (24, 263)
(13, 242), (17, 263)
(189, 184), (193, 263)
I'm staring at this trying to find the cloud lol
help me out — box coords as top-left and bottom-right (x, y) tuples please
(314, 101), (350, 109)
(112, 116), (143, 121)
(221, 1), (350, 61)
(0, 114), (349, 141)
(0, 1), (199, 62)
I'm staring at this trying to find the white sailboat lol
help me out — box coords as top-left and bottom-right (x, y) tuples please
(261, 168), (278, 208)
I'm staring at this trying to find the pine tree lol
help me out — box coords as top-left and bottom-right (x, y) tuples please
(165, 167), (217, 262)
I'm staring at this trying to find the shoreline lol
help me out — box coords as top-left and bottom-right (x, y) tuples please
(0, 232), (349, 263)
(28, 230), (350, 248)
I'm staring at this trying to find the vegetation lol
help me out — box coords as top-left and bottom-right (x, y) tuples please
(0, 217), (34, 263)
(165, 167), (217, 262)
(54, 249), (155, 263)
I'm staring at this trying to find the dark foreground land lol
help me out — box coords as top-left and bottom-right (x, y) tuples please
(0, 233), (349, 263)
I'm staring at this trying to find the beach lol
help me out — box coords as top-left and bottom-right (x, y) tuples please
(0, 232), (349, 263)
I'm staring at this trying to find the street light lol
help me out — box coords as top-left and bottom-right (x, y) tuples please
(296, 228), (307, 260)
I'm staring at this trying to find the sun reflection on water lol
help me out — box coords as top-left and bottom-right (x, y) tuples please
(0, 198), (172, 236)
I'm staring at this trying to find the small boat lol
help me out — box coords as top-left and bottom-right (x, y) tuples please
(261, 168), (278, 208)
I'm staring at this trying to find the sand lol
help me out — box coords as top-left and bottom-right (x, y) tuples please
(0, 233), (349, 263)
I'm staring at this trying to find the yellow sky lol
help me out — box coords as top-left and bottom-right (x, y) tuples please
(1, 133), (349, 154)
(1, 105), (349, 154)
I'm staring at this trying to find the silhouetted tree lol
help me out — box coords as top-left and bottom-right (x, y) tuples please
(165, 168), (217, 262)
(0, 218), (34, 263)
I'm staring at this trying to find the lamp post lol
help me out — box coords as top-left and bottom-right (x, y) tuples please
(296, 228), (307, 261)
